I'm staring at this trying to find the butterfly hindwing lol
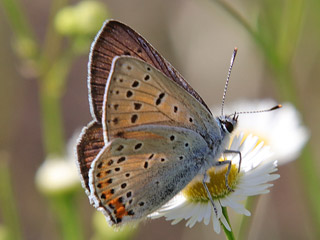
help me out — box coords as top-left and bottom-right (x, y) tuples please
(89, 20), (210, 123)
(88, 126), (209, 225)
(76, 121), (104, 193)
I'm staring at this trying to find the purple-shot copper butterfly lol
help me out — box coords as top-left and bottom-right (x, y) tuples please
(76, 20), (280, 225)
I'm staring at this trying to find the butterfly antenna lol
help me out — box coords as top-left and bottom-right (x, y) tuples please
(221, 47), (238, 116)
(231, 104), (282, 117)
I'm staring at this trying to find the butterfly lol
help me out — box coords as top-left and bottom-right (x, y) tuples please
(76, 20), (240, 225)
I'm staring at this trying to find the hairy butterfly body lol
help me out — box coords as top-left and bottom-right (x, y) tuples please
(76, 20), (237, 225)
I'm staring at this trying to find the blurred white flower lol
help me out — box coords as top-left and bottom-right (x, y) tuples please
(150, 133), (279, 233)
(217, 99), (309, 165)
(35, 131), (81, 194)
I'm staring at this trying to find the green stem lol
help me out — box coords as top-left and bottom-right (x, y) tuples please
(221, 207), (235, 240)
(236, 197), (257, 240)
(36, 0), (70, 156)
(39, 81), (65, 155)
(299, 144), (320, 238)
(36, 0), (85, 238)
(39, 47), (74, 155)
(0, 0), (35, 40)
(0, 0), (40, 61)
(49, 193), (84, 240)
(40, 0), (68, 74)
(0, 153), (22, 240)
(276, 0), (305, 65)
(1, 1), (84, 240)
(1, 0), (71, 156)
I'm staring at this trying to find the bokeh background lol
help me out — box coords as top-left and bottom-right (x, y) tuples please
(0, 0), (319, 239)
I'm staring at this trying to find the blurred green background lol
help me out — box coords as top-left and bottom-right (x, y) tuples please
(0, 0), (319, 239)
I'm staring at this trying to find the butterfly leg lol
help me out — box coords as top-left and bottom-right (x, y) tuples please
(217, 150), (241, 192)
(202, 172), (218, 216)
(215, 159), (233, 192)
(223, 150), (242, 173)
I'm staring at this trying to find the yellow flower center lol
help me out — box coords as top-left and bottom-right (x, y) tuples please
(181, 133), (266, 203)
(182, 162), (240, 202)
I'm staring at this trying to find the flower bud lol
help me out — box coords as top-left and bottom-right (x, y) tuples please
(54, 1), (109, 37)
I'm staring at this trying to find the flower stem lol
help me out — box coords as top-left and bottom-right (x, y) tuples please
(35, 0), (85, 238)
(0, 0), (40, 61)
(39, 82), (66, 155)
(0, 0), (34, 40)
(237, 197), (257, 240)
(40, 0), (68, 73)
(49, 193), (84, 240)
(39, 47), (74, 155)
(0, 153), (22, 240)
(1, 1), (85, 240)
(221, 207), (235, 240)
(299, 144), (320, 238)
(37, 0), (71, 156)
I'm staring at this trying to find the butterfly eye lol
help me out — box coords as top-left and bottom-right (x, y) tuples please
(224, 121), (234, 133)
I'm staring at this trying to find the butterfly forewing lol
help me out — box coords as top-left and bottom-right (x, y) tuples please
(89, 126), (209, 225)
(103, 56), (216, 142)
(89, 20), (210, 122)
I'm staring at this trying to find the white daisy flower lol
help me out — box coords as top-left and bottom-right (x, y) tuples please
(219, 99), (309, 165)
(35, 131), (81, 194)
(149, 133), (279, 233)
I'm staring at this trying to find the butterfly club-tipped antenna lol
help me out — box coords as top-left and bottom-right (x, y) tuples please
(221, 47), (238, 116)
(220, 48), (282, 117)
(230, 104), (282, 118)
